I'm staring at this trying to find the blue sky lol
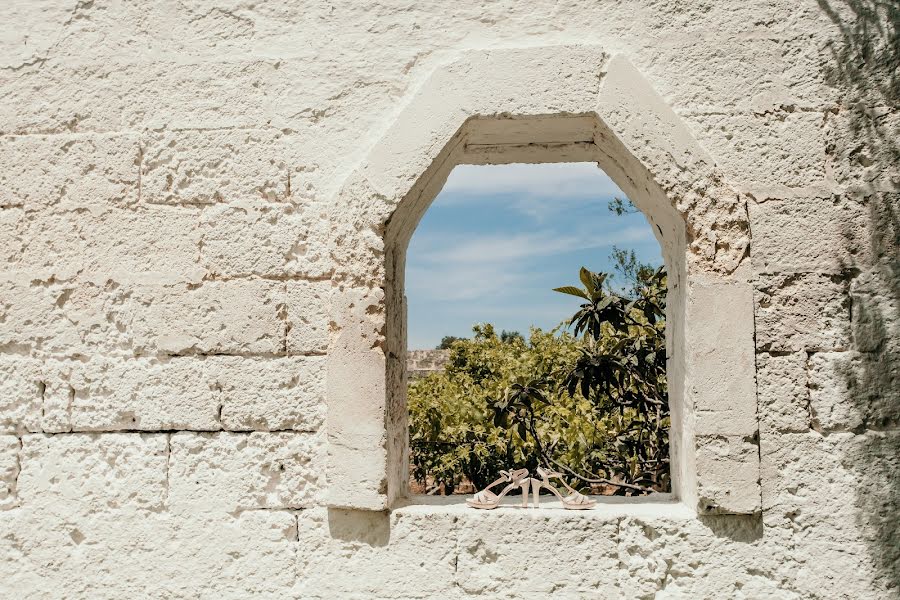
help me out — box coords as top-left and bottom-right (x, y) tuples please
(406, 162), (663, 349)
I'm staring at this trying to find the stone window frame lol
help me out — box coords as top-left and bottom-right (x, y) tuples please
(326, 45), (761, 516)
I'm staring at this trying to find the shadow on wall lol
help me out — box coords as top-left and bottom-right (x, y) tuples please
(844, 192), (900, 593)
(820, 0), (899, 591)
(698, 513), (763, 543)
(327, 508), (392, 547)
(818, 0), (899, 107)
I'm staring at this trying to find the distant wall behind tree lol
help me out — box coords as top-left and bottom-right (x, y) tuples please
(406, 349), (451, 381)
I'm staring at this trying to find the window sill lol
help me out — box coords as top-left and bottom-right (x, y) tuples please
(394, 493), (694, 520)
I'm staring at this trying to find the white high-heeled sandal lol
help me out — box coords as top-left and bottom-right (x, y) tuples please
(466, 468), (530, 509)
(530, 467), (596, 510)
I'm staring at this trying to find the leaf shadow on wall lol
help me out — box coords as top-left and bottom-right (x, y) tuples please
(820, 0), (900, 591)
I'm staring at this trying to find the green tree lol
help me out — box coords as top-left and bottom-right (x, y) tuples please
(608, 246), (658, 295)
(607, 196), (638, 216)
(436, 335), (464, 350)
(409, 324), (583, 492)
(550, 265), (669, 491)
(499, 330), (524, 344)
(408, 265), (669, 496)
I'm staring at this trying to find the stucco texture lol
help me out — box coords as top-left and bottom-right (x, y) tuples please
(0, 1), (898, 599)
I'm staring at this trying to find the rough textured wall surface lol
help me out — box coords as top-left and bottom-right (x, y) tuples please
(0, 1), (898, 598)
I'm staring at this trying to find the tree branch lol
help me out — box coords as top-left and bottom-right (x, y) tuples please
(547, 458), (657, 494)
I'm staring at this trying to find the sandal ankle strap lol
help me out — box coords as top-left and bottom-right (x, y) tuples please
(537, 467), (562, 479)
(502, 468), (529, 482)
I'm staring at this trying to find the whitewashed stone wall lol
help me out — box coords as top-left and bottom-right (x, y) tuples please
(1, 2), (897, 599)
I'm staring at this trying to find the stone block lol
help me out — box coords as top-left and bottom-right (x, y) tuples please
(16, 433), (167, 514)
(0, 434), (19, 510)
(809, 351), (899, 432)
(214, 356), (326, 432)
(616, 515), (793, 599)
(285, 279), (331, 354)
(755, 273), (851, 352)
(756, 351), (810, 434)
(684, 277), (759, 436)
(695, 434), (761, 515)
(127, 279), (286, 355)
(0, 1), (76, 70)
(62, 357), (220, 432)
(1, 276), (322, 361)
(825, 107), (899, 193)
(0, 59), (278, 134)
(0, 508), (299, 598)
(0, 277), (134, 358)
(0, 208), (25, 264)
(759, 431), (858, 527)
(749, 195), (870, 274)
(1, 277), (290, 359)
(22, 355), (325, 433)
(645, 36), (828, 114)
(199, 200), (331, 279)
(792, 538), (894, 600)
(596, 54), (718, 196)
(264, 57), (403, 143)
(840, 431), (900, 595)
(808, 351), (864, 432)
(760, 429), (899, 598)
(453, 510), (620, 597)
(850, 266), (899, 354)
(0, 355), (41, 434)
(688, 111), (827, 192)
(35, 360), (77, 433)
(141, 129), (293, 204)
(0, 134), (140, 209)
(19, 206), (203, 283)
(326, 321), (389, 510)
(864, 193), (899, 267)
(294, 507), (458, 597)
(168, 431), (324, 515)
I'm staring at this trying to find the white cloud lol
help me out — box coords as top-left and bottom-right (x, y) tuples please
(406, 263), (526, 302)
(438, 162), (628, 223)
(407, 227), (656, 312)
(416, 226), (652, 267)
(442, 162), (622, 198)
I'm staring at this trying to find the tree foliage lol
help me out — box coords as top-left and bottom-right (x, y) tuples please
(409, 324), (582, 492)
(551, 265), (669, 491)
(436, 335), (465, 350)
(499, 330), (524, 344)
(607, 196), (638, 216)
(408, 264), (670, 495)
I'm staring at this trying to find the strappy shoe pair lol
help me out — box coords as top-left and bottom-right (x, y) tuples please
(466, 467), (596, 510)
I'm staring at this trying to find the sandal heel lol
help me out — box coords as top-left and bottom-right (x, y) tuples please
(519, 480), (530, 507)
(530, 477), (541, 508)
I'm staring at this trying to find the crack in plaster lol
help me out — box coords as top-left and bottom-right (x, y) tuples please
(9, 436), (23, 508)
(163, 432), (171, 507)
(66, 385), (75, 431)
(750, 260), (765, 510)
(38, 381), (46, 422)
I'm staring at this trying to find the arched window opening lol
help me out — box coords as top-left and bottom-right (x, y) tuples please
(404, 162), (671, 505)
(328, 76), (761, 517)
